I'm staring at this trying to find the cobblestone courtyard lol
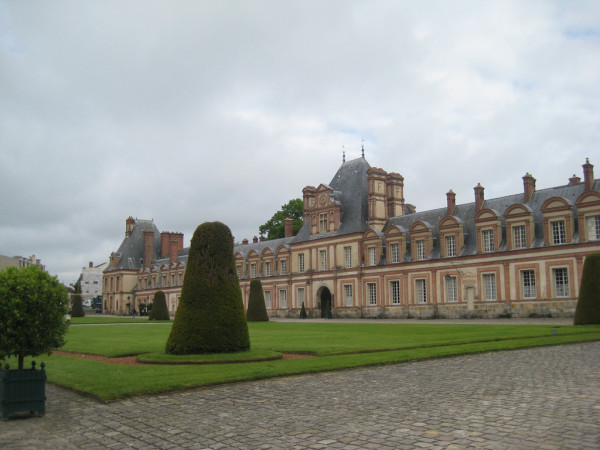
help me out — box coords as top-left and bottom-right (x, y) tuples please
(2, 342), (599, 449)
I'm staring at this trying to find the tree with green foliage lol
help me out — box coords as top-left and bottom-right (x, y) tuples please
(258, 198), (304, 240)
(299, 302), (307, 319)
(0, 266), (69, 371)
(246, 279), (269, 322)
(72, 275), (82, 294)
(574, 253), (600, 325)
(71, 294), (85, 317)
(166, 222), (250, 354)
(149, 291), (170, 320)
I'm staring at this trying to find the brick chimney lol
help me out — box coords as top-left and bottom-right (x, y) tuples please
(169, 239), (179, 264)
(253, 236), (258, 243)
(446, 189), (456, 216)
(474, 183), (485, 211)
(522, 173), (536, 203)
(126, 216), (135, 237)
(285, 217), (293, 238)
(259, 236), (266, 242)
(242, 238), (249, 245)
(160, 232), (170, 258)
(583, 158), (594, 192)
(143, 229), (154, 268)
(569, 174), (581, 185)
(89, 261), (93, 268)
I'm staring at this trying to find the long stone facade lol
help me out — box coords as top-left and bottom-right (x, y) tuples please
(103, 157), (600, 319)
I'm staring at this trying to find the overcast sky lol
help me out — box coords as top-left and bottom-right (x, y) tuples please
(1, 1), (599, 285)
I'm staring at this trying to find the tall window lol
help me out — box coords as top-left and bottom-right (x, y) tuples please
(482, 229), (494, 253)
(297, 287), (305, 308)
(279, 290), (287, 309)
(513, 225), (526, 249)
(586, 216), (600, 241)
(344, 246), (352, 268)
(264, 290), (271, 308)
(171, 273), (175, 285)
(521, 270), (536, 299)
(265, 261), (271, 276)
(344, 284), (353, 307)
(416, 240), (426, 260)
(390, 280), (401, 304)
(280, 259), (287, 275)
(178, 272), (183, 285)
(298, 254), (305, 273)
(250, 263), (256, 278)
(445, 276), (458, 303)
(319, 213), (328, 234)
(367, 282), (377, 305)
(551, 221), (566, 244)
(236, 265), (242, 278)
(553, 268), (569, 297)
(319, 250), (327, 271)
(416, 279), (427, 303)
(368, 247), (377, 266)
(445, 235), (456, 257)
(390, 243), (400, 263)
(483, 273), (497, 301)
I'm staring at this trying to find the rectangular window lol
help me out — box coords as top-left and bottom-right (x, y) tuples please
(390, 280), (401, 304)
(297, 287), (305, 309)
(280, 259), (287, 275)
(482, 229), (494, 253)
(445, 235), (456, 257)
(162, 275), (167, 286)
(483, 273), (497, 301)
(178, 272), (183, 285)
(171, 274), (175, 285)
(445, 276), (458, 303)
(344, 284), (353, 307)
(298, 254), (305, 273)
(551, 221), (566, 244)
(279, 290), (287, 309)
(264, 290), (271, 308)
(319, 213), (328, 234)
(250, 263), (256, 278)
(368, 247), (377, 266)
(416, 240), (426, 260)
(367, 282), (377, 305)
(416, 279), (427, 303)
(390, 243), (400, 263)
(319, 250), (327, 271)
(585, 216), (600, 241)
(513, 225), (526, 249)
(521, 270), (536, 299)
(344, 246), (352, 268)
(265, 262), (271, 276)
(236, 265), (242, 278)
(553, 268), (569, 297)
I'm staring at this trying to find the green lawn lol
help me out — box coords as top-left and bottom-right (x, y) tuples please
(6, 321), (600, 401)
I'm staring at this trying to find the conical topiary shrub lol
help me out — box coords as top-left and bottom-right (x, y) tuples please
(574, 253), (600, 325)
(149, 290), (170, 320)
(166, 222), (250, 354)
(71, 294), (85, 317)
(246, 279), (269, 322)
(299, 302), (307, 319)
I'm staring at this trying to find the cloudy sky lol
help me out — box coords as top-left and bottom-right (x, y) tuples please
(1, 1), (599, 285)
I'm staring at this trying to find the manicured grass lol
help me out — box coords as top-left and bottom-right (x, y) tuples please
(71, 316), (165, 325)
(5, 322), (600, 401)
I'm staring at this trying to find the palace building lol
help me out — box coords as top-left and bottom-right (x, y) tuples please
(103, 156), (600, 319)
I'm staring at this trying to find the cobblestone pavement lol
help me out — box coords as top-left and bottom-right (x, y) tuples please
(2, 342), (599, 449)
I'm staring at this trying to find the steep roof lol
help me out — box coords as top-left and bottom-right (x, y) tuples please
(105, 219), (161, 272)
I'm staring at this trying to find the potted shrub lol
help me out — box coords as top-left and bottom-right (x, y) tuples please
(0, 266), (69, 421)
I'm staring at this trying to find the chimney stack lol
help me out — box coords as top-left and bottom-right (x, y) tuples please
(253, 236), (258, 243)
(143, 229), (154, 268)
(522, 173), (536, 203)
(89, 261), (93, 268)
(446, 189), (456, 216)
(242, 238), (249, 245)
(569, 174), (581, 185)
(126, 216), (135, 237)
(259, 235), (266, 242)
(474, 183), (485, 211)
(285, 217), (293, 238)
(583, 158), (594, 192)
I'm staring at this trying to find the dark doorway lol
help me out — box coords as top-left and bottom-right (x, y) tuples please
(320, 287), (332, 319)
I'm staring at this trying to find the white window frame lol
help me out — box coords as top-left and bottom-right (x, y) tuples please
(265, 261), (271, 276)
(445, 276), (458, 303)
(319, 213), (328, 234)
(521, 270), (536, 299)
(483, 273), (497, 301)
(551, 220), (566, 245)
(297, 287), (305, 308)
(264, 290), (272, 308)
(319, 250), (327, 271)
(298, 254), (305, 273)
(390, 280), (401, 305)
(344, 246), (352, 268)
(280, 259), (287, 275)
(416, 240), (426, 260)
(279, 289), (287, 309)
(250, 263), (256, 278)
(416, 279), (427, 304)
(368, 247), (377, 266)
(513, 225), (526, 249)
(367, 282), (377, 305)
(482, 229), (494, 253)
(390, 243), (400, 263)
(344, 284), (353, 307)
(445, 235), (456, 257)
(553, 268), (569, 297)
(585, 215), (600, 241)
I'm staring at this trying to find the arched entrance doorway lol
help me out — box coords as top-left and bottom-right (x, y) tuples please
(317, 286), (332, 319)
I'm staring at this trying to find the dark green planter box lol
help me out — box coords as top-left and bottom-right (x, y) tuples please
(1, 361), (46, 421)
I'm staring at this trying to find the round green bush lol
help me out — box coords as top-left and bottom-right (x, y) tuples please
(246, 279), (269, 322)
(574, 253), (600, 325)
(71, 294), (85, 317)
(166, 222), (250, 354)
(149, 290), (170, 320)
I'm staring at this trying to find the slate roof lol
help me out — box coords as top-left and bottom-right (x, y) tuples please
(233, 236), (293, 258)
(105, 219), (161, 272)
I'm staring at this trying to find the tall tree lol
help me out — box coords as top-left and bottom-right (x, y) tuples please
(166, 222), (249, 354)
(258, 198), (304, 240)
(574, 253), (600, 325)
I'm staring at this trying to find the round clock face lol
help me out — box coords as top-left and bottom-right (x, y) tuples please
(319, 195), (326, 205)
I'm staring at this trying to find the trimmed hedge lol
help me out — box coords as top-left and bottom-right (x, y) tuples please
(166, 222), (250, 354)
(246, 279), (269, 322)
(574, 253), (600, 325)
(149, 290), (170, 320)
(71, 294), (85, 317)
